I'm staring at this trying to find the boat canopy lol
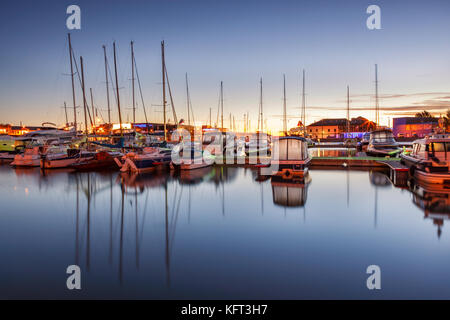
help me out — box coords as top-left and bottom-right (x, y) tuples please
(411, 138), (449, 161)
(370, 129), (396, 144)
(273, 137), (308, 161)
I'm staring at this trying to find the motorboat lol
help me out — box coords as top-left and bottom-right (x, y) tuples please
(400, 134), (449, 184)
(40, 147), (96, 169)
(366, 129), (401, 157)
(0, 137), (24, 161)
(357, 132), (371, 151)
(11, 145), (47, 167)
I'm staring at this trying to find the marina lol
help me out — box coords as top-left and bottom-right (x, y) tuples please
(1, 0), (450, 304)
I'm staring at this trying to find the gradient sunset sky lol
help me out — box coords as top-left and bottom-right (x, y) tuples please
(1, 0), (450, 132)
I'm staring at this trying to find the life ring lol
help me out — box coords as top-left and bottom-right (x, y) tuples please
(283, 169), (292, 179)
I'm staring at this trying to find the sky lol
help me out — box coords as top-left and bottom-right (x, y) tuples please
(1, 0), (450, 132)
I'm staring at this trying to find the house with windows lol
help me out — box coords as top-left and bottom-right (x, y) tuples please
(306, 118), (348, 139)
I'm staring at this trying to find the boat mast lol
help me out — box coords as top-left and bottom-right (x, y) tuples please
(301, 69), (306, 136)
(244, 114), (246, 133)
(220, 81), (224, 130)
(283, 74), (287, 135)
(90, 88), (96, 134)
(161, 41), (167, 141)
(68, 33), (77, 132)
(102, 45), (111, 124)
(80, 56), (88, 136)
(186, 73), (191, 126)
(375, 64), (379, 130)
(63, 101), (68, 127)
(131, 41), (136, 124)
(259, 77), (263, 132)
(113, 42), (123, 136)
(347, 85), (350, 135)
(209, 107), (212, 127)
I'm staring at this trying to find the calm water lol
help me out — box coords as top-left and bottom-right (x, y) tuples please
(0, 163), (450, 299)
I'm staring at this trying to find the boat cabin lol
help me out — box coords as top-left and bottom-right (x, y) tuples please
(409, 138), (449, 163)
(369, 129), (397, 146)
(270, 137), (310, 180)
(273, 136), (309, 161)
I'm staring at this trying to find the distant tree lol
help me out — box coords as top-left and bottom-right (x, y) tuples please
(415, 110), (434, 118)
(444, 109), (450, 131)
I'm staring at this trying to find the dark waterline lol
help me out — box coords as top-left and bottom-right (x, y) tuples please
(0, 164), (449, 299)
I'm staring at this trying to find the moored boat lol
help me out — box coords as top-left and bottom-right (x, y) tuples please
(11, 145), (46, 167)
(71, 150), (122, 171)
(270, 136), (311, 180)
(0, 137), (24, 161)
(400, 134), (450, 184)
(40, 148), (96, 169)
(366, 129), (401, 157)
(116, 147), (172, 173)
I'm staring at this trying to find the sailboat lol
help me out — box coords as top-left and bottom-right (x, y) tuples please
(245, 78), (271, 156)
(117, 41), (175, 173)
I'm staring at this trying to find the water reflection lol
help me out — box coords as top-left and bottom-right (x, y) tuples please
(1, 164), (450, 299)
(271, 176), (311, 208)
(409, 180), (450, 238)
(369, 170), (392, 228)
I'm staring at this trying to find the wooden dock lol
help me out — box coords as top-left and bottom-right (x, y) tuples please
(214, 154), (410, 187)
(376, 160), (410, 187)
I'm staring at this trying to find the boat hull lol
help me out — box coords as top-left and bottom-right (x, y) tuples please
(270, 158), (311, 181)
(11, 156), (40, 167)
(179, 161), (212, 170)
(414, 170), (450, 185)
(366, 148), (401, 157)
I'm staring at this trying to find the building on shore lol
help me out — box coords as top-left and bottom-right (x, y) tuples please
(305, 117), (376, 139)
(0, 124), (53, 136)
(392, 117), (439, 138)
